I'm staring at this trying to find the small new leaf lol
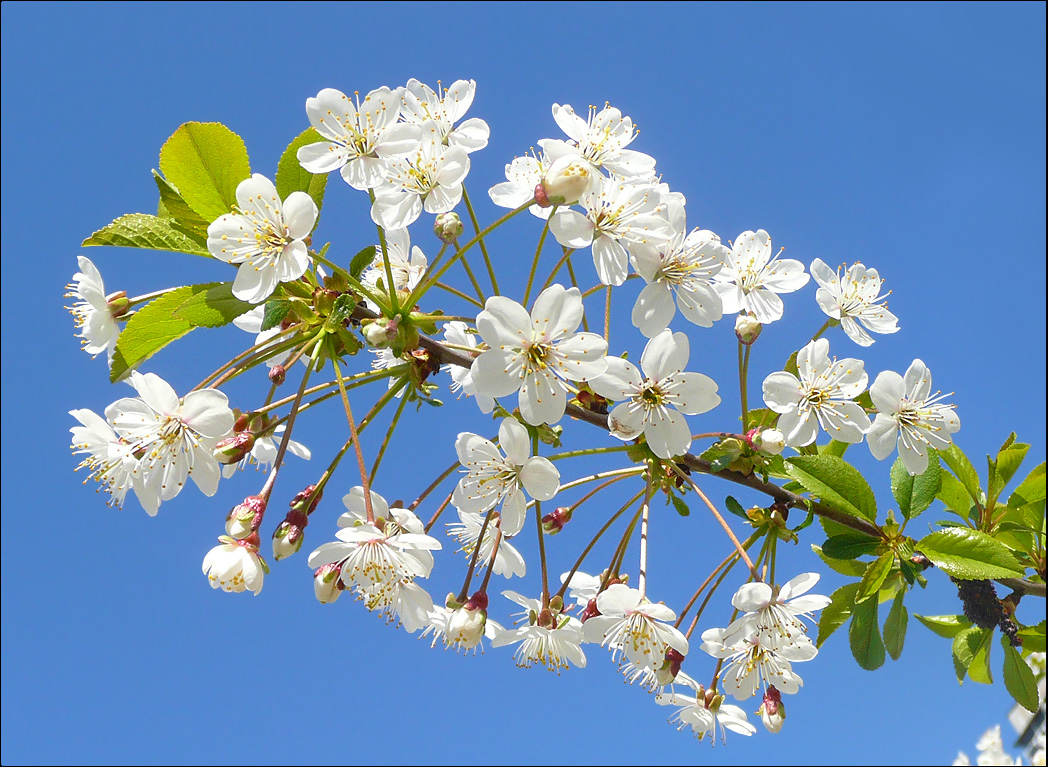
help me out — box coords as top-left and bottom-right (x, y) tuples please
(891, 449), (941, 520)
(857, 552), (894, 603)
(883, 591), (908, 661)
(275, 128), (328, 227)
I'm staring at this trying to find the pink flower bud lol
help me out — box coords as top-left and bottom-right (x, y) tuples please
(735, 313), (762, 345)
(268, 365), (286, 386)
(313, 563), (344, 604)
(759, 686), (786, 733)
(225, 495), (266, 539)
(433, 212), (464, 243)
(540, 154), (594, 205)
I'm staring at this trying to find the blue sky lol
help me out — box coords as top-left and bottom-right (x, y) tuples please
(2, 2), (1045, 764)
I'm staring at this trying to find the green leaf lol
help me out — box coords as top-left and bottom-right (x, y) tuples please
(849, 597), (886, 670)
(723, 496), (749, 520)
(891, 449), (941, 520)
(989, 435), (1029, 501)
(940, 444), (983, 506)
(744, 407), (778, 430)
(158, 122), (251, 222)
(857, 552), (894, 602)
(786, 455), (877, 520)
(1017, 621), (1046, 653)
(670, 495), (690, 517)
(822, 533), (880, 560)
(275, 128), (327, 226)
(937, 470), (974, 522)
(883, 590), (908, 660)
(110, 286), (203, 381)
(952, 626), (993, 683)
(350, 245), (378, 280)
(916, 527), (1024, 579)
(153, 170), (210, 235)
(811, 544), (867, 576)
(173, 282), (253, 328)
(819, 440), (850, 458)
(1009, 462), (1046, 507)
(1003, 639), (1039, 712)
(914, 613), (972, 639)
(817, 582), (859, 648)
(261, 301), (291, 332)
(83, 213), (210, 256)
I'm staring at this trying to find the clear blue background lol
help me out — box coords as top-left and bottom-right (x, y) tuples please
(2, 2), (1044, 764)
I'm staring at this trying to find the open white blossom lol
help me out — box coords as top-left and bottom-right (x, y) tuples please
(631, 228), (729, 336)
(371, 120), (469, 230)
(712, 230), (809, 324)
(544, 103), (656, 181)
(655, 690), (756, 743)
(762, 338), (870, 448)
(66, 256), (120, 363)
(590, 330), (720, 459)
(700, 628), (805, 701)
(307, 487), (442, 631)
(231, 306), (293, 368)
(452, 417), (560, 537)
(206, 174), (318, 304)
(720, 573), (829, 655)
(105, 372), (234, 515)
(491, 591), (587, 671)
(297, 86), (421, 190)
(488, 149), (554, 219)
(810, 258), (899, 346)
(442, 321), (495, 414)
(69, 408), (139, 509)
(560, 570), (602, 609)
(421, 603), (504, 653)
(582, 584), (689, 670)
(446, 510), (526, 579)
(471, 285), (608, 425)
(400, 78), (489, 152)
(954, 726), (1024, 766)
(202, 537), (267, 595)
(362, 227), (428, 305)
(868, 359), (960, 475)
(549, 178), (672, 286)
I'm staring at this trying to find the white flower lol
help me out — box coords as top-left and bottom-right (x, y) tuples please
(202, 537), (267, 595)
(560, 570), (602, 609)
(590, 330), (720, 459)
(470, 285), (608, 425)
(631, 228), (729, 336)
(954, 726), (1024, 766)
(400, 78), (489, 153)
(441, 321), (495, 414)
(65, 256), (121, 363)
(540, 152), (599, 206)
(297, 86), (421, 190)
(582, 584), (689, 670)
(712, 230), (809, 324)
(868, 359), (960, 475)
(655, 690), (756, 743)
(206, 174), (318, 304)
(488, 149), (553, 219)
(306, 488), (442, 630)
(446, 510), (526, 579)
(549, 178), (672, 286)
(105, 373), (234, 515)
(451, 418), (560, 537)
(231, 306), (293, 369)
(491, 591), (587, 671)
(756, 428), (786, 456)
(421, 603), (503, 653)
(700, 628), (805, 701)
(720, 573), (830, 655)
(371, 121), (470, 230)
(221, 425), (310, 479)
(69, 408), (139, 509)
(363, 228), (428, 296)
(762, 338), (870, 448)
(810, 258), (900, 346)
(545, 103), (656, 181)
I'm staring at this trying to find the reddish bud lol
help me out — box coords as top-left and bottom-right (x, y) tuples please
(533, 182), (551, 208)
(289, 484), (323, 515)
(213, 432), (255, 465)
(579, 598), (601, 623)
(268, 365), (286, 386)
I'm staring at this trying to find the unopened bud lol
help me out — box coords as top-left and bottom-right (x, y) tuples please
(106, 291), (131, 319)
(537, 608), (554, 629)
(225, 495), (266, 539)
(540, 154), (594, 205)
(289, 484), (323, 515)
(541, 506), (573, 535)
(272, 509), (309, 561)
(313, 563), (344, 604)
(756, 428), (785, 456)
(735, 313), (762, 345)
(447, 591), (488, 649)
(655, 647), (686, 687)
(213, 432), (255, 465)
(363, 317), (399, 348)
(579, 598), (601, 623)
(759, 686), (786, 733)
(268, 365), (286, 386)
(233, 410), (250, 433)
(433, 212), (464, 243)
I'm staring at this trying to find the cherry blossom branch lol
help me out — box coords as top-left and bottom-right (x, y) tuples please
(409, 459), (460, 512)
(461, 186), (499, 297)
(458, 509), (495, 602)
(332, 357), (376, 525)
(674, 530), (762, 629)
(369, 382), (410, 483)
(539, 246), (575, 294)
